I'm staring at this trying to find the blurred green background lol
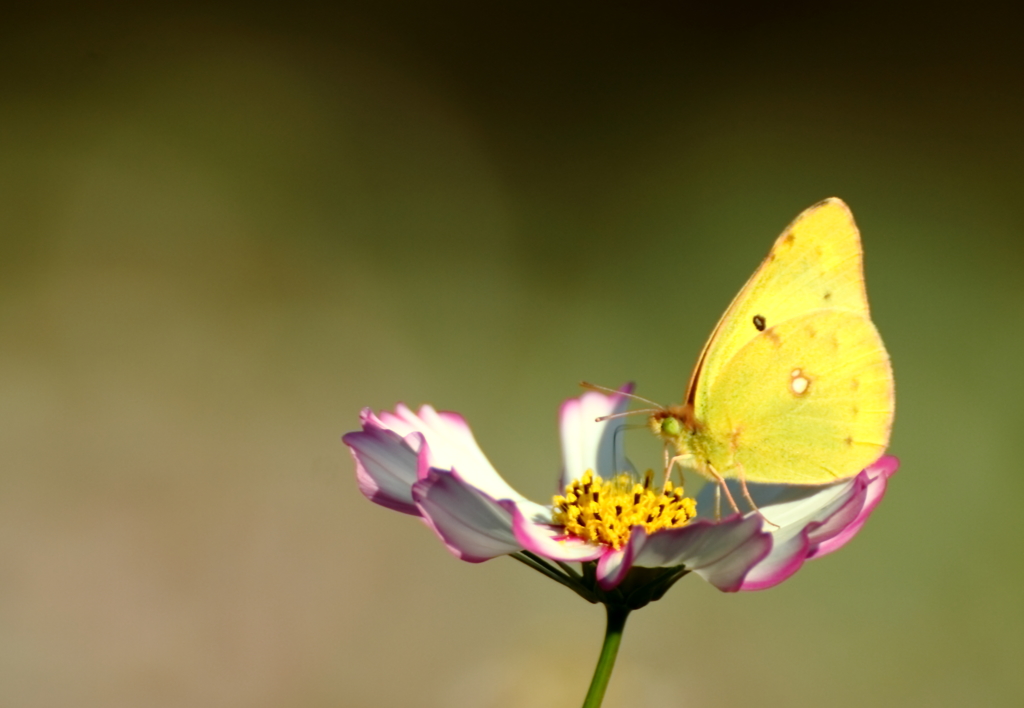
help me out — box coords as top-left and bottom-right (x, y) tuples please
(1, 2), (1022, 706)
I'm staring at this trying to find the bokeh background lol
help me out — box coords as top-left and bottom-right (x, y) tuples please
(2, 2), (1023, 706)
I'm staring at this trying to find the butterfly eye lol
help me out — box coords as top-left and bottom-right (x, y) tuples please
(753, 315), (766, 331)
(660, 416), (682, 437)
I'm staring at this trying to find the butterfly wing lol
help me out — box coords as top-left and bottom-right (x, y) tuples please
(686, 198), (894, 484)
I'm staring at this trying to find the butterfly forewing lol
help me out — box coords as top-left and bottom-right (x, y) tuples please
(686, 198), (870, 408)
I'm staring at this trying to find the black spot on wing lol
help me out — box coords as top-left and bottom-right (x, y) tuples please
(753, 315), (766, 331)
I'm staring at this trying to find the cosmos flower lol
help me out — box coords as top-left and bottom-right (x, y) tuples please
(343, 385), (897, 599)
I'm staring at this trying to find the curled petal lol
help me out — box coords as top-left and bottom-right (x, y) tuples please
(412, 469), (522, 563)
(343, 410), (423, 515)
(378, 404), (527, 503)
(559, 384), (635, 489)
(734, 528), (811, 592)
(623, 515), (772, 592)
(595, 545), (635, 590)
(807, 456), (898, 558)
(501, 501), (605, 563)
(736, 456), (900, 591)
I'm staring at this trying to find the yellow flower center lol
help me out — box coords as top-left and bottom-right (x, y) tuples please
(551, 470), (697, 549)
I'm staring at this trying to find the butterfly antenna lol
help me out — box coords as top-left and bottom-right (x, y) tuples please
(580, 381), (665, 409)
(596, 408), (660, 423)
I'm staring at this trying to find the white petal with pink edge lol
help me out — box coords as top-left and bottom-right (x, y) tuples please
(595, 547), (632, 589)
(411, 468), (524, 563)
(501, 500), (606, 563)
(623, 515), (772, 591)
(732, 456), (899, 591)
(376, 403), (527, 503)
(559, 385), (634, 489)
(343, 413), (423, 516)
(807, 456), (898, 559)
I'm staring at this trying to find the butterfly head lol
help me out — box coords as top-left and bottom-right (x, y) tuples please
(648, 404), (699, 447)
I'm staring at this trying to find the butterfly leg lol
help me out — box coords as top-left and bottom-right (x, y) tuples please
(736, 463), (780, 529)
(662, 444), (672, 486)
(704, 463), (741, 517)
(663, 448), (691, 490)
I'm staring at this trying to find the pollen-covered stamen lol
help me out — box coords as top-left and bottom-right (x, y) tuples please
(551, 470), (697, 549)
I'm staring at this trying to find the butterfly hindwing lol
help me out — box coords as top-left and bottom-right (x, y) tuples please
(694, 310), (893, 484)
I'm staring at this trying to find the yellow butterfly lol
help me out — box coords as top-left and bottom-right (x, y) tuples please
(643, 198), (894, 510)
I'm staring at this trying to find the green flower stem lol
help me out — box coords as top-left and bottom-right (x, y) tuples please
(581, 604), (630, 708)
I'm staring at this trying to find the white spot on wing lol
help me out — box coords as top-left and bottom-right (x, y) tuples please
(790, 368), (810, 396)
